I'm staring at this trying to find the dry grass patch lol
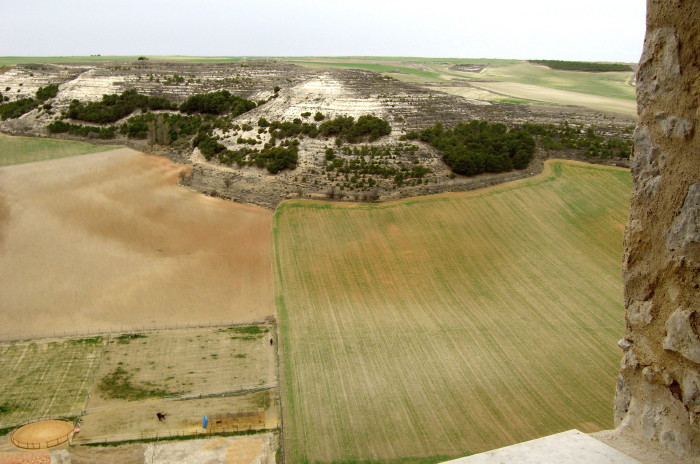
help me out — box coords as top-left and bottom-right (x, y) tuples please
(0, 337), (105, 428)
(274, 160), (631, 463)
(87, 326), (277, 409)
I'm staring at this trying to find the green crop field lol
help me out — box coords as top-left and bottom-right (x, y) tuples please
(472, 61), (635, 100)
(0, 337), (105, 429)
(0, 134), (118, 166)
(274, 160), (631, 463)
(286, 57), (636, 114)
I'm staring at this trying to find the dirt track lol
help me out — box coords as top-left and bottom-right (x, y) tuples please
(0, 148), (274, 339)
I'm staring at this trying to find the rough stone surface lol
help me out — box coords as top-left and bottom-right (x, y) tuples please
(682, 370), (700, 413)
(614, 0), (700, 459)
(663, 308), (700, 364)
(442, 430), (642, 464)
(627, 300), (654, 327)
(656, 113), (694, 138)
(667, 183), (700, 263)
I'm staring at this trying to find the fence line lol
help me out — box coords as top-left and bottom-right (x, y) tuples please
(71, 423), (278, 446)
(79, 381), (279, 415)
(0, 413), (80, 431)
(0, 319), (273, 343)
(11, 428), (73, 450)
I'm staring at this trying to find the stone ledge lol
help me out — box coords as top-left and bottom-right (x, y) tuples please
(441, 430), (641, 464)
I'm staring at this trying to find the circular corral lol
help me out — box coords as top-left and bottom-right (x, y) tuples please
(10, 420), (74, 449)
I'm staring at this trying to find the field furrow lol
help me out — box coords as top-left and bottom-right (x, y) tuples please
(274, 160), (631, 463)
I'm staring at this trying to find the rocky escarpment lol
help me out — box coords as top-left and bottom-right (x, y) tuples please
(0, 60), (634, 209)
(614, 0), (700, 459)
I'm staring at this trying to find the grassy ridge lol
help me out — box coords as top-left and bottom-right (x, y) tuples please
(0, 134), (118, 166)
(479, 61), (635, 100)
(274, 161), (630, 463)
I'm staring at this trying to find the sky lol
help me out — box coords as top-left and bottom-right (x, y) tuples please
(1, 0), (646, 62)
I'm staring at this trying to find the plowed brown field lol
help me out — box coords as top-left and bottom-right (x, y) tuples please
(0, 145), (274, 339)
(274, 160), (631, 463)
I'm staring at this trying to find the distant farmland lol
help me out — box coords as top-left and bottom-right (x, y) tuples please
(0, 133), (118, 166)
(274, 161), (631, 463)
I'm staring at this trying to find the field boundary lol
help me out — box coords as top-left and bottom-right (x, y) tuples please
(71, 425), (279, 446)
(0, 319), (272, 343)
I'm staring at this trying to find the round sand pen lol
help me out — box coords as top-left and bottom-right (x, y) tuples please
(10, 420), (74, 449)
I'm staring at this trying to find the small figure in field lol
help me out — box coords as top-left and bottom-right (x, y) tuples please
(156, 412), (167, 421)
(270, 338), (274, 345)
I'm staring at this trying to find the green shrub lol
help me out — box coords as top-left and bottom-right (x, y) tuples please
(0, 97), (38, 120)
(36, 84), (59, 101)
(47, 120), (117, 139)
(66, 89), (177, 123)
(180, 90), (256, 116)
(404, 120), (534, 175)
(529, 60), (632, 72)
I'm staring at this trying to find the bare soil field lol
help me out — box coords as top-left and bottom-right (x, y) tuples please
(75, 393), (278, 445)
(274, 160), (631, 463)
(0, 146), (274, 339)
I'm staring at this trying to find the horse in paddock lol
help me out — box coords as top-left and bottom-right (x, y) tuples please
(157, 412), (167, 421)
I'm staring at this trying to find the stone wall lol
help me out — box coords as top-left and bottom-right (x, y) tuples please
(615, 0), (699, 457)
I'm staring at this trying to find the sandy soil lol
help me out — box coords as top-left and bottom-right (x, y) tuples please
(0, 451), (50, 464)
(0, 148), (274, 339)
(75, 393), (279, 445)
(11, 421), (73, 448)
(470, 81), (637, 115)
(51, 434), (276, 464)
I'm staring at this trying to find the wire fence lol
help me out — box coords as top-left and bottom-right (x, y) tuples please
(71, 423), (278, 446)
(0, 319), (272, 343)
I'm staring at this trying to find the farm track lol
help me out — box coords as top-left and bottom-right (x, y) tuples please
(274, 160), (631, 463)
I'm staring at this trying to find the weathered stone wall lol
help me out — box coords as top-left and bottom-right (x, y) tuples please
(615, 0), (700, 458)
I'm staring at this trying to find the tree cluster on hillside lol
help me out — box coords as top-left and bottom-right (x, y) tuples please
(119, 112), (203, 141)
(319, 114), (391, 143)
(66, 89), (177, 123)
(179, 90), (257, 116)
(188, 113), (393, 174)
(47, 120), (117, 139)
(322, 144), (433, 191)
(0, 84), (60, 120)
(402, 120), (535, 175)
(521, 122), (632, 158)
(529, 60), (632, 72)
(35, 84), (59, 101)
(193, 132), (299, 174)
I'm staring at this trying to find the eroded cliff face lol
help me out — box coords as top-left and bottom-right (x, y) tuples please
(616, 0), (700, 458)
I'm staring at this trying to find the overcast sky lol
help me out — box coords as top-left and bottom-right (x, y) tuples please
(1, 0), (646, 62)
